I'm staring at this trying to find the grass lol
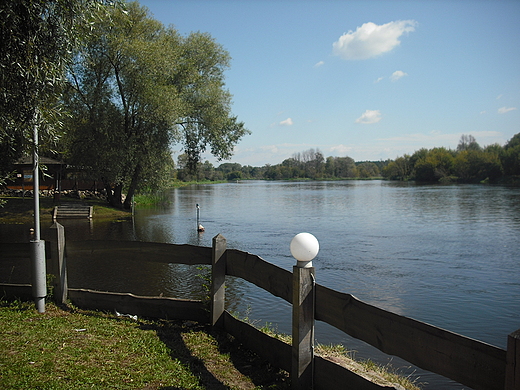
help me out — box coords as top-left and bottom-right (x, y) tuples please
(0, 300), (289, 390)
(234, 314), (422, 390)
(0, 196), (130, 224)
(315, 344), (422, 390)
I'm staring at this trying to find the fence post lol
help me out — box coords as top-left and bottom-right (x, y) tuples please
(292, 265), (315, 389)
(48, 222), (67, 304)
(211, 233), (226, 327)
(505, 328), (520, 390)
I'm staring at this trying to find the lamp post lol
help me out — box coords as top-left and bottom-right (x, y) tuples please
(291, 233), (319, 389)
(31, 113), (46, 313)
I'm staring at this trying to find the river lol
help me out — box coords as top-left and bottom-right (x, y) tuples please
(2, 180), (519, 389)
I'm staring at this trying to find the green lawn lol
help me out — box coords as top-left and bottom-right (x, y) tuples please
(0, 300), (289, 390)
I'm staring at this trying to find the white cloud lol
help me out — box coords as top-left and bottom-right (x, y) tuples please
(333, 20), (417, 60)
(374, 77), (384, 83)
(279, 118), (294, 126)
(355, 109), (382, 124)
(329, 144), (353, 155)
(314, 61), (324, 68)
(498, 107), (517, 114)
(390, 70), (408, 82)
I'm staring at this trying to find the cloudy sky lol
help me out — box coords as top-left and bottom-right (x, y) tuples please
(139, 0), (520, 166)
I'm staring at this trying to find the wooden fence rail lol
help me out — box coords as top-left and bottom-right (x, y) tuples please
(1, 230), (518, 390)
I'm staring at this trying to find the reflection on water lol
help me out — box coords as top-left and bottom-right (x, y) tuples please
(2, 181), (519, 389)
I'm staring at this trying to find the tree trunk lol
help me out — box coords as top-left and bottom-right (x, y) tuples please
(102, 177), (123, 209)
(123, 164), (142, 210)
(112, 183), (123, 209)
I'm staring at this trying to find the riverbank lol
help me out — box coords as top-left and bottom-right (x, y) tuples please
(0, 196), (130, 224)
(0, 300), (289, 389)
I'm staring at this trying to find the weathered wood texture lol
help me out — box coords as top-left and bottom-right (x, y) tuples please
(0, 243), (33, 284)
(225, 249), (292, 303)
(506, 328), (520, 390)
(48, 222), (67, 304)
(0, 283), (33, 300)
(314, 284), (506, 390)
(66, 240), (212, 266)
(68, 288), (208, 323)
(314, 356), (398, 390)
(0, 242), (31, 258)
(211, 234), (226, 327)
(53, 205), (93, 219)
(222, 311), (292, 373)
(292, 266), (315, 390)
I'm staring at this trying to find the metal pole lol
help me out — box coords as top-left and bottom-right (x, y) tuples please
(196, 203), (204, 232)
(31, 112), (46, 313)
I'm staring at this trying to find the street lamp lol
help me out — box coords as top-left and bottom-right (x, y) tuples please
(290, 232), (319, 268)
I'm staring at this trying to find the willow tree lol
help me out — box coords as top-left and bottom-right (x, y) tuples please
(0, 0), (103, 196)
(64, 1), (248, 208)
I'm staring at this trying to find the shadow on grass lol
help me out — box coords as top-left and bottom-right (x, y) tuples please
(143, 319), (290, 390)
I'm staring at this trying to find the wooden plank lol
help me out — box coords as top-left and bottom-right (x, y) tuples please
(292, 266), (315, 389)
(211, 234), (226, 327)
(49, 222), (67, 304)
(68, 288), (208, 323)
(315, 284), (506, 390)
(0, 242), (31, 259)
(226, 249), (292, 303)
(223, 311), (292, 372)
(66, 240), (212, 265)
(314, 356), (396, 390)
(0, 283), (33, 300)
(506, 328), (520, 390)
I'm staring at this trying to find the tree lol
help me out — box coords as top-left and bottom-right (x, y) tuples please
(356, 161), (380, 178)
(382, 156), (410, 180)
(501, 133), (520, 177)
(453, 150), (502, 182)
(413, 148), (455, 182)
(63, 2), (249, 208)
(457, 134), (481, 152)
(325, 156), (356, 178)
(0, 0), (102, 188)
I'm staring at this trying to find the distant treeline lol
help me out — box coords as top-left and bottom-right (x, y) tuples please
(176, 148), (384, 182)
(382, 133), (519, 183)
(177, 133), (520, 184)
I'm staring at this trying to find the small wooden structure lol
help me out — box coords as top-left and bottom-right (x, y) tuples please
(53, 204), (93, 220)
(8, 156), (64, 191)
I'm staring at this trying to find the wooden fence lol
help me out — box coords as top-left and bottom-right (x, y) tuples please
(1, 225), (518, 390)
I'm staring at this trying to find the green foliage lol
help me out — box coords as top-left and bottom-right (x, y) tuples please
(62, 1), (248, 208)
(382, 155), (411, 181)
(381, 133), (520, 183)
(0, 0), (104, 178)
(502, 133), (520, 176)
(413, 147), (454, 182)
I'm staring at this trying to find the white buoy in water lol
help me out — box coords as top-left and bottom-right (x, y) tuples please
(196, 204), (205, 232)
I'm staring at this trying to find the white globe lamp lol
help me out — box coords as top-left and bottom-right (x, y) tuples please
(290, 232), (319, 268)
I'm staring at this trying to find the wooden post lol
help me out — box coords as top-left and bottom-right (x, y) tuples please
(48, 222), (67, 304)
(292, 265), (315, 390)
(211, 233), (226, 327)
(505, 328), (520, 390)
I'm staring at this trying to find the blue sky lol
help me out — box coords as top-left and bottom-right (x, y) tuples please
(139, 0), (520, 167)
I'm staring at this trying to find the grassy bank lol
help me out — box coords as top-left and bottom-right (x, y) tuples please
(0, 196), (130, 224)
(0, 300), (289, 390)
